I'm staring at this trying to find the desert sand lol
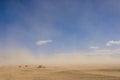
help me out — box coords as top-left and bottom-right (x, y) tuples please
(0, 65), (120, 80)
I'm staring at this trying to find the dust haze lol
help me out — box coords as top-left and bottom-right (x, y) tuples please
(0, 47), (120, 66)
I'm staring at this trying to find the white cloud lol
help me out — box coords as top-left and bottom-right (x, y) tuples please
(90, 46), (99, 49)
(106, 40), (120, 46)
(36, 40), (52, 45)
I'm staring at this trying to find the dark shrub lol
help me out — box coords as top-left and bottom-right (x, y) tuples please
(25, 65), (28, 67)
(37, 65), (45, 68)
(18, 66), (22, 68)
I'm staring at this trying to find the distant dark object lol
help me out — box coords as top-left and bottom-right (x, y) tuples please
(18, 66), (22, 68)
(37, 65), (45, 68)
(25, 65), (28, 67)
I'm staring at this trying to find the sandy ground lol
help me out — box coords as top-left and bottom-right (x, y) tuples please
(0, 65), (120, 80)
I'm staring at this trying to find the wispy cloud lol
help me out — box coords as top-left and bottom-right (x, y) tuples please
(106, 40), (120, 46)
(90, 46), (99, 49)
(36, 40), (52, 45)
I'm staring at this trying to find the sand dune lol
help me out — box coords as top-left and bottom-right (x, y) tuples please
(0, 65), (120, 80)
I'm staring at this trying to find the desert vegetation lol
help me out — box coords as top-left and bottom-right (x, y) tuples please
(37, 65), (45, 68)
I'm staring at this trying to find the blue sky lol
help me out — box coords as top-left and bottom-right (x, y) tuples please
(0, 0), (120, 65)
